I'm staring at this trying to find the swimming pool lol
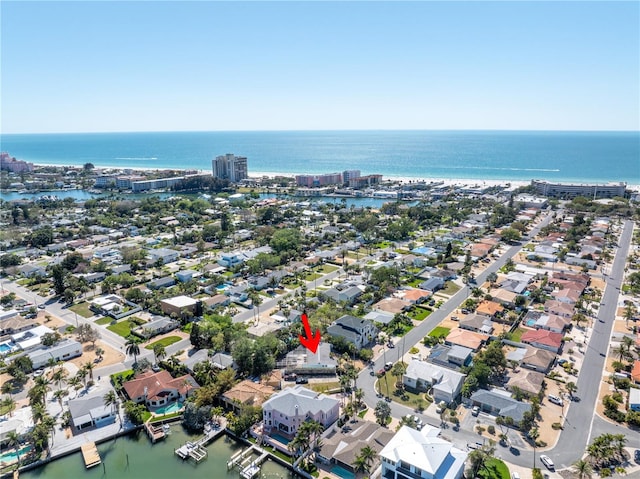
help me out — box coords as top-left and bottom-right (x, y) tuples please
(525, 319), (537, 327)
(332, 464), (356, 479)
(154, 401), (184, 415)
(0, 445), (32, 463)
(270, 432), (291, 445)
(0, 343), (11, 353)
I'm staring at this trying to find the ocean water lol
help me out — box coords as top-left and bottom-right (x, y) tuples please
(1, 130), (638, 183)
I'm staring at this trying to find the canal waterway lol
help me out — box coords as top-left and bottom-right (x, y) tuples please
(20, 427), (294, 479)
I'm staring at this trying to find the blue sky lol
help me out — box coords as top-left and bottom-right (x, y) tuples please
(2, 1), (639, 133)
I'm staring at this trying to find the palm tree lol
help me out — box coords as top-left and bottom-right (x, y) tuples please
(83, 361), (95, 381)
(566, 381), (578, 399)
(2, 396), (16, 417)
(125, 338), (141, 364)
(353, 455), (368, 476)
(51, 367), (68, 391)
(529, 427), (540, 469)
(6, 431), (21, 465)
(52, 390), (66, 411)
(95, 347), (105, 361)
(305, 420), (325, 450)
(356, 445), (376, 475)
(103, 390), (120, 424)
(153, 344), (167, 364)
(572, 459), (593, 479)
(68, 375), (82, 398)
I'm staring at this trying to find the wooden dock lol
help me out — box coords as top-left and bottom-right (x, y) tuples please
(80, 442), (101, 469)
(174, 420), (226, 463)
(144, 422), (167, 443)
(228, 444), (268, 479)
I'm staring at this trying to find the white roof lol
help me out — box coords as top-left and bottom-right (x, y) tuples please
(161, 295), (197, 308)
(380, 426), (467, 479)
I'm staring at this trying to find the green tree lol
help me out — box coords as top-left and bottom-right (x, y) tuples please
(125, 338), (141, 364)
(374, 400), (391, 426)
(572, 459), (593, 479)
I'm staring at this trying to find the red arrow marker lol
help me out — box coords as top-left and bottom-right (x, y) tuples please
(299, 313), (321, 354)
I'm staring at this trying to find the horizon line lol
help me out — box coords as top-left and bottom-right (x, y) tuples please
(2, 127), (640, 136)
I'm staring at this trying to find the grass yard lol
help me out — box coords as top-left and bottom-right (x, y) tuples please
(309, 381), (341, 394)
(144, 336), (182, 350)
(376, 372), (425, 408)
(509, 327), (526, 343)
(69, 302), (94, 318)
(407, 278), (423, 287)
(107, 319), (136, 338)
(95, 316), (113, 325)
(304, 272), (323, 281)
(16, 278), (29, 286)
(408, 307), (432, 321)
(428, 326), (450, 339)
(316, 264), (338, 274)
(441, 281), (461, 296)
(477, 458), (510, 479)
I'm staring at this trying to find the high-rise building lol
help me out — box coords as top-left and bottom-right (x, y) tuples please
(342, 170), (360, 184)
(212, 154), (248, 183)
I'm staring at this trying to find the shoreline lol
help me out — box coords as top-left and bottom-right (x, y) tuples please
(28, 162), (639, 190)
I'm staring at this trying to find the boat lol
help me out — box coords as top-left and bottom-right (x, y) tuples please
(163, 424), (171, 433)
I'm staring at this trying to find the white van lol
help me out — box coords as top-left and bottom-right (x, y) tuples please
(548, 394), (563, 406)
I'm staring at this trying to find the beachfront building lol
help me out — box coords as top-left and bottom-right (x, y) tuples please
(0, 153), (34, 173)
(295, 172), (343, 187)
(212, 153), (248, 183)
(380, 425), (468, 479)
(531, 180), (626, 199)
(261, 385), (339, 440)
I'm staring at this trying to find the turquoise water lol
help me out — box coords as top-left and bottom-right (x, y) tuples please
(332, 464), (356, 479)
(526, 319), (537, 327)
(270, 433), (291, 445)
(0, 343), (12, 353)
(1, 131), (638, 183)
(20, 428), (295, 479)
(0, 445), (32, 463)
(154, 401), (184, 415)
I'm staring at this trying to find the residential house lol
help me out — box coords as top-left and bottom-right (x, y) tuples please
(444, 329), (489, 352)
(184, 349), (236, 373)
(632, 360), (640, 385)
(278, 342), (337, 376)
(475, 300), (504, 319)
(0, 315), (37, 335)
(373, 297), (412, 315)
(222, 380), (275, 412)
(491, 288), (518, 308)
(176, 269), (201, 283)
(148, 248), (180, 265)
(321, 285), (363, 305)
(261, 386), (339, 440)
(326, 315), (377, 349)
(403, 360), (466, 404)
(27, 339), (83, 369)
(68, 388), (118, 433)
(427, 344), (473, 370)
(380, 425), (467, 479)
(147, 276), (176, 290)
(271, 309), (303, 324)
(0, 407), (33, 444)
(419, 277), (445, 292)
(506, 370), (546, 397)
(131, 316), (180, 339)
(398, 288), (432, 304)
(543, 300), (574, 319)
(459, 313), (494, 335)
(564, 256), (596, 270)
(519, 346), (556, 373)
(91, 294), (142, 320)
(17, 264), (46, 278)
(202, 294), (231, 310)
(160, 295), (199, 317)
(550, 287), (581, 305)
(629, 388), (640, 412)
(317, 420), (394, 475)
(364, 310), (396, 325)
(468, 389), (530, 424)
(122, 370), (199, 408)
(521, 329), (564, 353)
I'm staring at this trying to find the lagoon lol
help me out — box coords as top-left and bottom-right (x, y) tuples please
(20, 427), (294, 479)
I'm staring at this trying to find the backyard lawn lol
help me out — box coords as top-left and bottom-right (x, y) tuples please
(107, 319), (136, 338)
(69, 302), (94, 318)
(376, 371), (427, 409)
(144, 336), (182, 350)
(315, 264), (338, 274)
(428, 326), (450, 339)
(309, 381), (341, 394)
(509, 327), (526, 343)
(95, 316), (112, 325)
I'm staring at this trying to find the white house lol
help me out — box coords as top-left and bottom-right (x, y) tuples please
(148, 248), (180, 265)
(27, 339), (83, 369)
(68, 388), (118, 433)
(403, 360), (466, 405)
(326, 315), (377, 349)
(380, 425), (467, 479)
(262, 385), (339, 440)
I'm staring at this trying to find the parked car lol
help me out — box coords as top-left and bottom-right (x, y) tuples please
(384, 362), (393, 371)
(540, 455), (555, 470)
(511, 472), (521, 479)
(548, 394), (564, 406)
(471, 406), (480, 416)
(295, 377), (308, 384)
(377, 368), (386, 377)
(33, 369), (44, 377)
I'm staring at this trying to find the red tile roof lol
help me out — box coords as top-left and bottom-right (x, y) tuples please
(123, 370), (198, 401)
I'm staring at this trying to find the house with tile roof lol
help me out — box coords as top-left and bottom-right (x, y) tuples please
(543, 300), (575, 319)
(506, 370), (546, 397)
(444, 329), (489, 352)
(398, 288), (433, 304)
(222, 380), (275, 412)
(380, 425), (467, 479)
(261, 385), (339, 440)
(521, 329), (564, 353)
(373, 297), (412, 315)
(475, 300), (505, 319)
(520, 346), (556, 373)
(631, 360), (640, 385)
(122, 370), (199, 408)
